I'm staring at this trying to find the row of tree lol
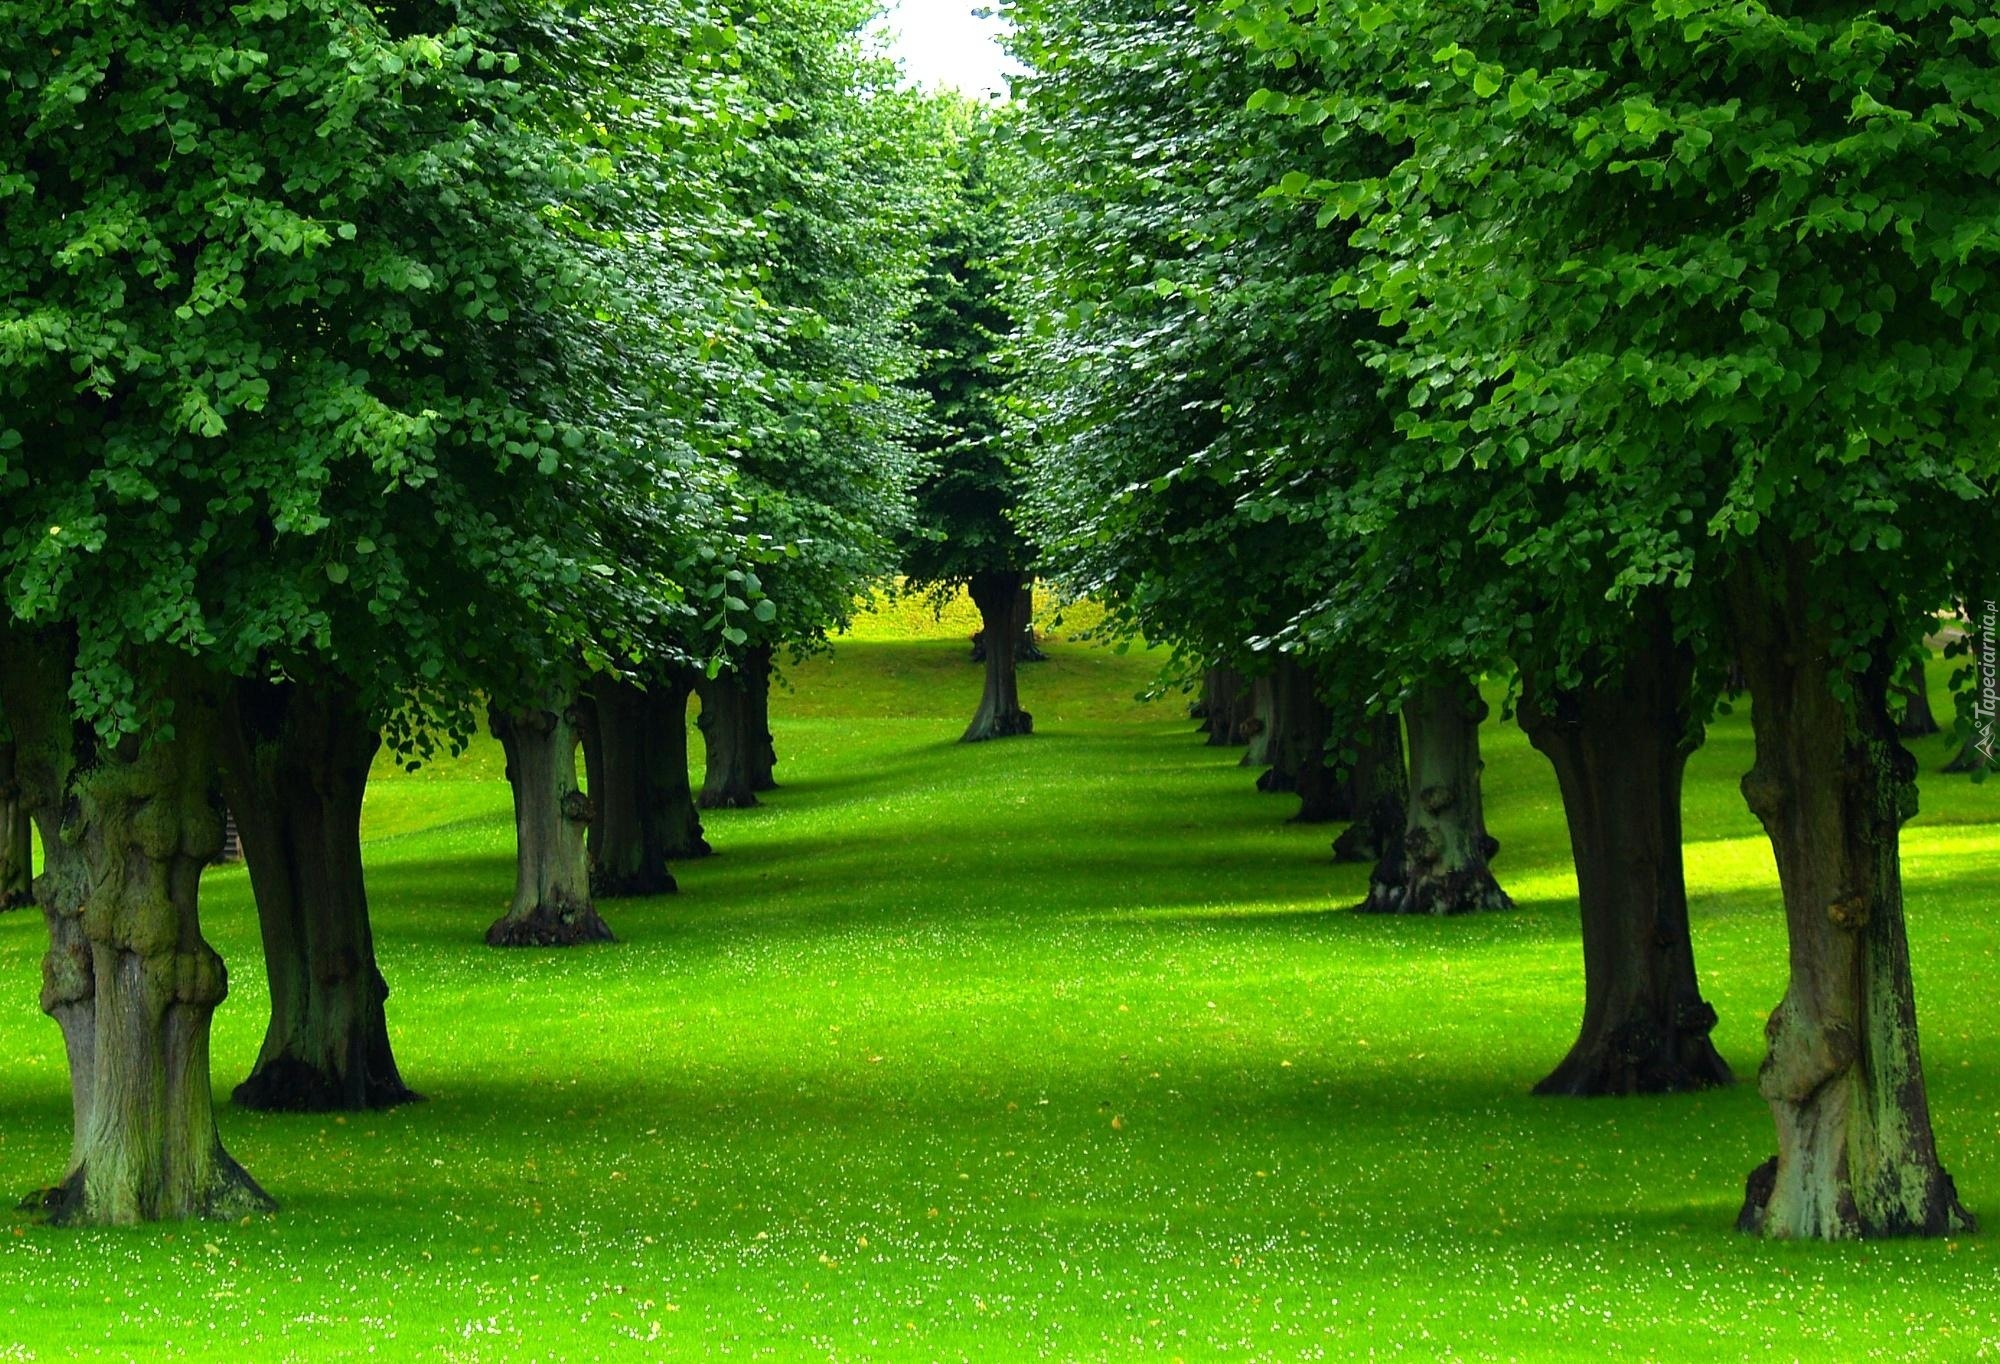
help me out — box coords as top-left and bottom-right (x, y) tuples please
(1000, 0), (1999, 1242)
(0, 1), (1029, 1226)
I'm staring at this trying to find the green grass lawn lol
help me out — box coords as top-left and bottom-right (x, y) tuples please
(0, 601), (1995, 1361)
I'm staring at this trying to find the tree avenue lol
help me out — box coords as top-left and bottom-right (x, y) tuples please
(1224, 0), (2000, 1234)
(0, 0), (764, 1216)
(0, 0), (1993, 1286)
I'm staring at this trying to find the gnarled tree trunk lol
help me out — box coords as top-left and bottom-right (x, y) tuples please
(697, 667), (760, 809)
(583, 674), (678, 898)
(1382, 675), (1511, 916)
(1518, 618), (1730, 1098)
(965, 570), (1033, 742)
(1726, 548), (1972, 1239)
(488, 694), (612, 947)
(1337, 712), (1411, 914)
(0, 738), (31, 911)
(217, 675), (415, 1112)
(0, 639), (272, 1224)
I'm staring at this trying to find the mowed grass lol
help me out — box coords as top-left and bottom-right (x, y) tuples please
(0, 598), (1995, 1361)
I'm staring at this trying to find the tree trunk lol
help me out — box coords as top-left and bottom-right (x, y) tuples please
(1263, 659), (1348, 823)
(1894, 658), (1941, 739)
(1382, 676), (1512, 915)
(655, 670), (711, 859)
(581, 675), (679, 899)
(964, 570), (1033, 742)
(1239, 674), (1274, 768)
(1015, 583), (1047, 662)
(1725, 547), (1972, 1239)
(488, 694), (613, 946)
(0, 739), (31, 911)
(0, 639), (273, 1224)
(696, 668), (760, 809)
(1337, 712), (1411, 914)
(217, 675), (416, 1112)
(1518, 617), (1731, 1098)
(1198, 666), (1236, 741)
(745, 645), (779, 792)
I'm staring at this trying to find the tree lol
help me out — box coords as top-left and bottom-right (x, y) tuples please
(690, 0), (941, 799)
(902, 100), (1039, 742)
(0, 0), (741, 1210)
(1237, 0), (2000, 1232)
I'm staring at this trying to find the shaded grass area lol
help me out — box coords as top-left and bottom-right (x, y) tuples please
(0, 607), (1993, 1359)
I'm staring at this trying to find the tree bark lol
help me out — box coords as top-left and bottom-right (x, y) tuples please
(1725, 547), (1972, 1239)
(1015, 583), (1047, 662)
(1337, 712), (1411, 914)
(745, 645), (779, 792)
(217, 675), (416, 1112)
(964, 570), (1033, 742)
(655, 670), (711, 859)
(1518, 617), (1731, 1098)
(0, 739), (31, 911)
(1198, 666), (1236, 741)
(0, 639), (273, 1224)
(582, 675), (679, 898)
(696, 667), (761, 809)
(1239, 674), (1274, 768)
(1377, 676), (1512, 915)
(1262, 659), (1348, 823)
(1894, 658), (1941, 739)
(488, 694), (613, 946)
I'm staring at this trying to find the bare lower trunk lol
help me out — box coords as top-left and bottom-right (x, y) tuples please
(1338, 712), (1411, 914)
(745, 645), (779, 792)
(657, 670), (710, 859)
(1263, 659), (1347, 823)
(965, 570), (1033, 742)
(0, 740), (31, 910)
(218, 675), (415, 1112)
(697, 669), (760, 809)
(0, 638), (272, 1224)
(1519, 615), (1730, 1097)
(488, 695), (613, 947)
(1893, 658), (1940, 739)
(1239, 675), (1274, 768)
(584, 675), (678, 898)
(1379, 676), (1511, 916)
(1726, 547), (1972, 1240)
(1199, 667), (1240, 742)
(1016, 584), (1047, 662)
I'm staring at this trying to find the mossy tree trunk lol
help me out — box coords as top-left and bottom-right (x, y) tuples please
(0, 738), (31, 911)
(217, 675), (416, 1112)
(1725, 548), (1972, 1240)
(745, 645), (779, 792)
(696, 667), (760, 809)
(0, 638), (273, 1225)
(488, 695), (613, 947)
(965, 570), (1033, 742)
(1518, 616), (1730, 1097)
(1337, 712), (1411, 914)
(1378, 675), (1511, 915)
(583, 674), (679, 898)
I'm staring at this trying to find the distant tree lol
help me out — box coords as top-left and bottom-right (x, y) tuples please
(902, 100), (1039, 743)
